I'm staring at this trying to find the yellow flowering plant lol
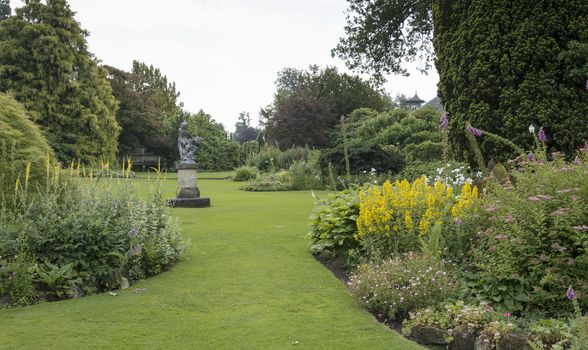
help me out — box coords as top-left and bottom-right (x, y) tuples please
(356, 176), (478, 259)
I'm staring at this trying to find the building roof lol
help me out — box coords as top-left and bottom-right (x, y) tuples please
(421, 96), (443, 113)
(406, 92), (425, 104)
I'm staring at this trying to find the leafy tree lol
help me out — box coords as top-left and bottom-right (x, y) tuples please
(335, 1), (588, 159)
(182, 110), (240, 171)
(0, 0), (10, 20)
(265, 65), (391, 148)
(233, 112), (258, 144)
(0, 0), (120, 163)
(332, 0), (434, 83)
(106, 61), (181, 159)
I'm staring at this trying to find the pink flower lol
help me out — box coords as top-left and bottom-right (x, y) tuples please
(504, 214), (514, 223)
(440, 113), (449, 130)
(468, 126), (482, 137)
(503, 312), (511, 318)
(566, 286), (575, 301)
(537, 128), (547, 143)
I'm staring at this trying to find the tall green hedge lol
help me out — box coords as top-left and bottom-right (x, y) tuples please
(0, 93), (53, 192)
(434, 1), (588, 159)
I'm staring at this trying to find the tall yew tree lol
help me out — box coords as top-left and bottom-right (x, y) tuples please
(335, 1), (588, 159)
(0, 0), (120, 163)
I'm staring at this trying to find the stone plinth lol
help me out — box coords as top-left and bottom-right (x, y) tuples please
(168, 163), (210, 208)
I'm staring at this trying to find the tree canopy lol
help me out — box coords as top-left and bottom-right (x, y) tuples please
(0, 0), (120, 163)
(332, 0), (434, 84)
(233, 112), (258, 144)
(335, 1), (588, 158)
(106, 61), (182, 160)
(183, 110), (240, 171)
(264, 65), (391, 148)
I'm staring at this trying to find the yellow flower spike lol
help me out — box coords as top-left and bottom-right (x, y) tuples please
(46, 153), (51, 178)
(24, 160), (31, 189)
(15, 176), (20, 193)
(126, 159), (132, 178)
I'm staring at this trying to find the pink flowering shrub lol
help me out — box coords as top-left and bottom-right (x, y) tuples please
(463, 151), (588, 314)
(349, 252), (459, 319)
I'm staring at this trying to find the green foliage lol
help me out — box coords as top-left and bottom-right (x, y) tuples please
(0, 0), (10, 20)
(240, 171), (291, 192)
(318, 144), (404, 177)
(264, 65), (390, 148)
(183, 110), (240, 171)
(462, 153), (588, 314)
(0, 175), (187, 306)
(350, 253), (459, 320)
(435, 1), (588, 159)
(288, 160), (323, 191)
(106, 62), (181, 159)
(307, 189), (359, 259)
(0, 93), (53, 194)
(329, 107), (443, 164)
(333, 0), (434, 83)
(232, 166), (258, 182)
(233, 112), (258, 144)
(0, 0), (120, 163)
(0, 255), (35, 306)
(35, 261), (81, 300)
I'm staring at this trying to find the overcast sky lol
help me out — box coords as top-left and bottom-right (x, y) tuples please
(16, 0), (438, 131)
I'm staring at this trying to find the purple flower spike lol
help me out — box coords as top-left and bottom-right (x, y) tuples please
(566, 286), (575, 301)
(455, 217), (462, 225)
(537, 127), (547, 143)
(468, 126), (482, 137)
(440, 113), (449, 130)
(527, 152), (535, 161)
(585, 79), (588, 91)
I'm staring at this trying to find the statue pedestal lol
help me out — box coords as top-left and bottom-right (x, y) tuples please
(168, 163), (210, 208)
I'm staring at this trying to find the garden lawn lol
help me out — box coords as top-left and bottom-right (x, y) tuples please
(0, 177), (423, 350)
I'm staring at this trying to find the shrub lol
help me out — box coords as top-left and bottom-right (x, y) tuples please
(240, 171), (291, 192)
(0, 173), (187, 306)
(462, 152), (588, 314)
(403, 141), (443, 162)
(394, 161), (475, 183)
(356, 177), (478, 259)
(0, 93), (53, 194)
(319, 144), (404, 177)
(402, 301), (503, 337)
(289, 160), (323, 190)
(350, 252), (459, 320)
(248, 146), (281, 172)
(308, 189), (359, 259)
(233, 166), (258, 181)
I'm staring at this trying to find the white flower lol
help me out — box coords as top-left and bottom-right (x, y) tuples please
(529, 125), (535, 134)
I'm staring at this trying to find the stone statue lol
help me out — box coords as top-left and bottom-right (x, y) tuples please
(178, 121), (202, 164)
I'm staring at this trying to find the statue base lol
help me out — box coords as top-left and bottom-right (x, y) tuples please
(168, 163), (210, 208)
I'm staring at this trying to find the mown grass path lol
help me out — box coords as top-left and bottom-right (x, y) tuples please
(0, 176), (422, 349)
